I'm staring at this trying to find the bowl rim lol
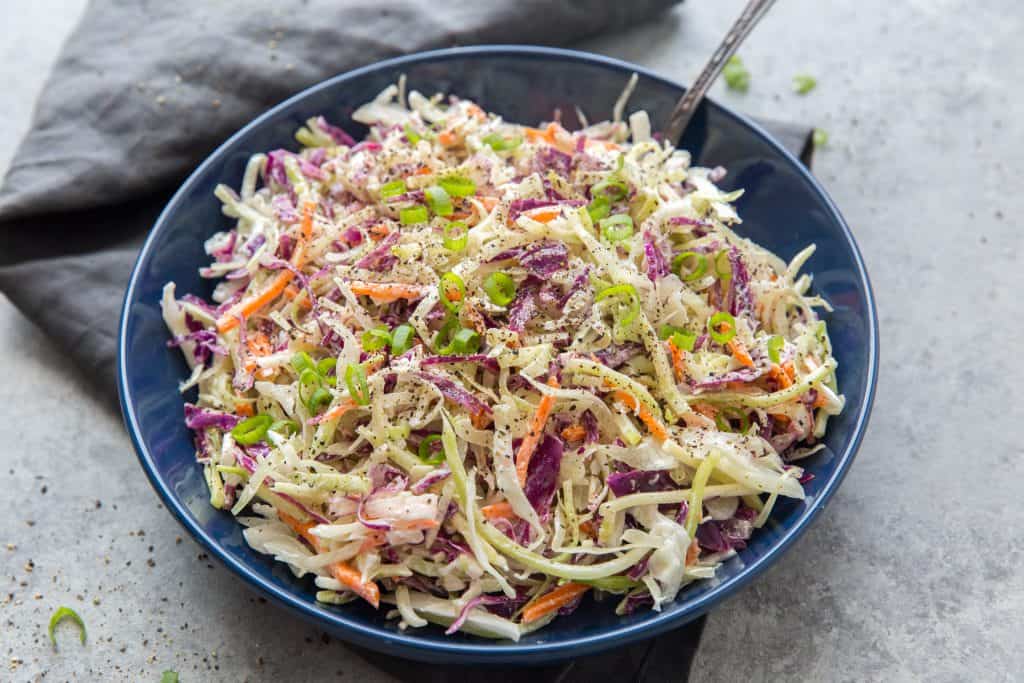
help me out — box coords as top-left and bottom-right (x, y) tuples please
(118, 44), (879, 663)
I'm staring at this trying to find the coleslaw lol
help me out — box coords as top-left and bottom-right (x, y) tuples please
(162, 75), (844, 638)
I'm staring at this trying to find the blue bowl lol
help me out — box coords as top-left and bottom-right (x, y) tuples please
(118, 46), (878, 665)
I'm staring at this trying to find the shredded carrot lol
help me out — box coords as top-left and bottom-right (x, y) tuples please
(329, 562), (381, 608)
(415, 165), (432, 175)
(560, 424), (587, 443)
(278, 511), (380, 608)
(611, 390), (668, 442)
(348, 281), (427, 303)
(478, 196), (500, 212)
(391, 518), (440, 531)
(524, 127), (547, 143)
(217, 202), (315, 332)
(521, 583), (590, 624)
(728, 338), (755, 368)
(368, 224), (391, 241)
(283, 284), (312, 310)
(813, 392), (829, 409)
(466, 103), (487, 121)
(768, 364), (793, 389)
(666, 340), (686, 382)
(310, 399), (357, 425)
(525, 208), (561, 223)
(693, 403), (717, 420)
(480, 501), (517, 521)
(686, 539), (700, 566)
(770, 413), (791, 427)
(578, 520), (597, 538)
(437, 130), (457, 147)
(783, 362), (796, 380)
(515, 376), (560, 484)
(235, 402), (254, 417)
(470, 411), (493, 430)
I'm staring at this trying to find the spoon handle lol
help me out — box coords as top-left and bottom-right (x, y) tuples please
(665, 0), (778, 144)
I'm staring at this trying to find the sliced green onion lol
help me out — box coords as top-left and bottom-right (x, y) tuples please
(812, 128), (829, 147)
(390, 323), (416, 355)
(591, 178), (628, 202)
(269, 419), (300, 436)
(714, 249), (732, 283)
(161, 672), (180, 683)
(400, 206), (429, 224)
(451, 327), (481, 354)
(433, 316), (459, 351)
(793, 74), (817, 95)
(767, 335), (784, 364)
(362, 326), (392, 352)
(596, 283), (641, 329)
(48, 606), (86, 648)
(316, 357), (337, 385)
(483, 272), (517, 306)
(438, 175), (476, 198)
(404, 124), (421, 145)
(231, 414), (273, 445)
(299, 367), (322, 391)
(659, 324), (697, 352)
(380, 179), (408, 199)
(723, 55), (750, 93)
(425, 186), (453, 217)
(344, 363), (370, 406)
(586, 196), (611, 223)
(290, 351), (315, 374)
(715, 408), (751, 434)
(482, 133), (522, 151)
(418, 434), (445, 465)
(438, 272), (465, 312)
(672, 251), (707, 281)
(307, 387), (333, 415)
(599, 214), (634, 243)
(707, 311), (737, 345)
(443, 220), (468, 251)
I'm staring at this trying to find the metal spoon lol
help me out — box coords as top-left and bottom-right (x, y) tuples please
(664, 0), (778, 144)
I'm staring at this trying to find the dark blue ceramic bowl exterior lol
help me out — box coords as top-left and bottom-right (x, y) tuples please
(119, 46), (878, 665)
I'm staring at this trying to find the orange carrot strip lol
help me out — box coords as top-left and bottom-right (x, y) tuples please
(478, 196), (500, 212)
(348, 281), (427, 303)
(693, 403), (717, 420)
(612, 390), (668, 442)
(728, 338), (755, 368)
(310, 399), (357, 425)
(480, 501), (517, 521)
(521, 583), (590, 624)
(415, 165), (433, 175)
(666, 340), (686, 382)
(217, 202), (315, 332)
(437, 131), (457, 147)
(525, 208), (560, 223)
(813, 392), (829, 409)
(686, 539), (700, 566)
(560, 424), (587, 442)
(391, 518), (441, 531)
(368, 224), (391, 241)
(769, 363), (794, 389)
(235, 402), (254, 417)
(524, 127), (546, 143)
(514, 376), (560, 484)
(329, 562), (381, 608)
(279, 512), (380, 608)
(578, 520), (597, 538)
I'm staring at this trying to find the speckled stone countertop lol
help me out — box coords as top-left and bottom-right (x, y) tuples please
(2, 1), (1021, 680)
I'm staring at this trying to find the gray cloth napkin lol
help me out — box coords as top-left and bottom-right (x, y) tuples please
(0, 1), (813, 679)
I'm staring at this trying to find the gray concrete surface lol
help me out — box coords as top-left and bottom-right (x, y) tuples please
(2, 1), (1022, 681)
